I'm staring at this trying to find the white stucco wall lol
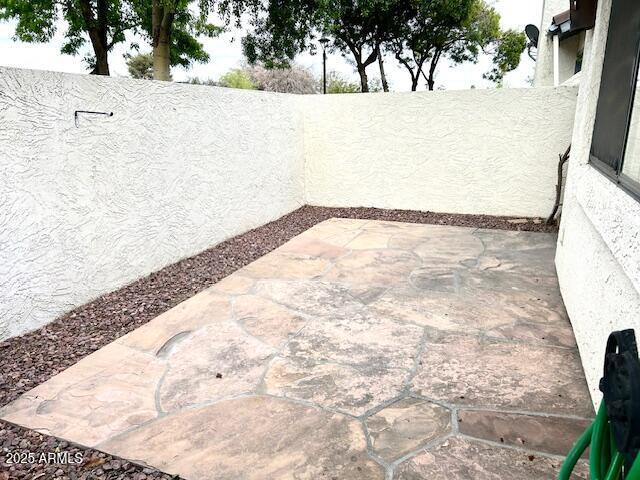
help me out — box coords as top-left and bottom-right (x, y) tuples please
(535, 0), (569, 87)
(534, 0), (591, 87)
(302, 87), (577, 217)
(0, 67), (305, 341)
(0, 66), (582, 342)
(555, 0), (640, 405)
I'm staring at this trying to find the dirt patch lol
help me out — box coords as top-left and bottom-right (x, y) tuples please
(0, 205), (556, 479)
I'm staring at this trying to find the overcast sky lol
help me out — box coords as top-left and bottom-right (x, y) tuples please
(0, 0), (543, 91)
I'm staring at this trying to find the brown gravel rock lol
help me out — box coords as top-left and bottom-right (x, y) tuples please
(0, 420), (179, 479)
(0, 206), (555, 479)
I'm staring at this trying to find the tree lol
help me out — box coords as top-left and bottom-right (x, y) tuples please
(386, 0), (525, 91)
(325, 71), (361, 94)
(0, 0), (137, 75)
(483, 29), (527, 84)
(218, 68), (257, 89)
(130, 0), (223, 81)
(186, 77), (219, 85)
(126, 52), (154, 79)
(242, 0), (395, 92)
(246, 64), (318, 94)
(314, 1), (392, 92)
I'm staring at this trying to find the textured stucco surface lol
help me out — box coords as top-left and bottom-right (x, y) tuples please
(534, 0), (589, 87)
(555, 0), (640, 405)
(535, 0), (570, 87)
(0, 67), (305, 341)
(302, 87), (577, 217)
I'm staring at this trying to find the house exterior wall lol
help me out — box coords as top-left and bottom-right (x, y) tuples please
(302, 87), (577, 217)
(555, 0), (640, 405)
(535, 0), (592, 87)
(535, 0), (569, 86)
(0, 67), (305, 341)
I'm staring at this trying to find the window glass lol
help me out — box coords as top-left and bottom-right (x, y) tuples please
(622, 85), (640, 184)
(589, 0), (640, 172)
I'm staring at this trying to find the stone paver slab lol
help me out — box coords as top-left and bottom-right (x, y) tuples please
(281, 312), (423, 370)
(323, 249), (421, 287)
(366, 397), (451, 462)
(241, 252), (331, 280)
(233, 294), (306, 348)
(158, 321), (275, 411)
(0, 343), (164, 446)
(369, 286), (565, 334)
(100, 395), (384, 480)
(394, 436), (588, 479)
(457, 409), (592, 456)
(117, 289), (231, 354)
(412, 331), (593, 417)
(264, 356), (407, 415)
(0, 219), (594, 480)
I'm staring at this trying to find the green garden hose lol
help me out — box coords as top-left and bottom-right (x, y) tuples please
(558, 402), (639, 480)
(559, 329), (640, 480)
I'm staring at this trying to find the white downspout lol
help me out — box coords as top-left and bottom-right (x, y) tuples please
(553, 35), (560, 86)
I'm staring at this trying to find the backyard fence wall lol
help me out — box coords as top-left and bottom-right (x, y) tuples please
(0, 67), (305, 340)
(1, 67), (578, 340)
(302, 87), (578, 217)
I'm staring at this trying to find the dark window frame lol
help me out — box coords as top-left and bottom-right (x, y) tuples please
(589, 0), (640, 200)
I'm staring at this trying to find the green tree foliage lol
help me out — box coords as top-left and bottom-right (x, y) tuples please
(240, 0), (525, 92)
(325, 71), (360, 93)
(126, 52), (154, 79)
(187, 77), (219, 85)
(0, 0), (226, 79)
(218, 68), (257, 89)
(483, 29), (527, 84)
(129, 0), (223, 80)
(0, 0), (138, 75)
(389, 0), (525, 90)
(242, 0), (396, 92)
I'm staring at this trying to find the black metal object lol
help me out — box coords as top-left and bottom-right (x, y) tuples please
(525, 24), (539, 61)
(599, 329), (640, 467)
(319, 37), (330, 95)
(74, 110), (113, 127)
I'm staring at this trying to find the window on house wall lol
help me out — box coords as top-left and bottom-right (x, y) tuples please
(590, 0), (640, 197)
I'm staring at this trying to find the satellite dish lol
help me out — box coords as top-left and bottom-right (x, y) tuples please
(525, 24), (539, 61)
(525, 24), (540, 47)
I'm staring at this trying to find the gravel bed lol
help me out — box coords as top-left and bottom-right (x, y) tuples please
(0, 422), (178, 479)
(0, 205), (555, 479)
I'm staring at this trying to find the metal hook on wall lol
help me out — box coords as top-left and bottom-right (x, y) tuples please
(74, 110), (113, 127)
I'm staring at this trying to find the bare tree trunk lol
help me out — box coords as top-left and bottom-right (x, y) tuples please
(153, 32), (171, 80)
(344, 41), (377, 93)
(79, 0), (110, 75)
(357, 64), (369, 93)
(377, 45), (389, 92)
(547, 145), (571, 224)
(426, 77), (434, 90)
(92, 44), (110, 75)
(425, 49), (442, 91)
(152, 0), (174, 81)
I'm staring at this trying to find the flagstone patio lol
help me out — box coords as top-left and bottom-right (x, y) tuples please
(0, 219), (592, 479)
